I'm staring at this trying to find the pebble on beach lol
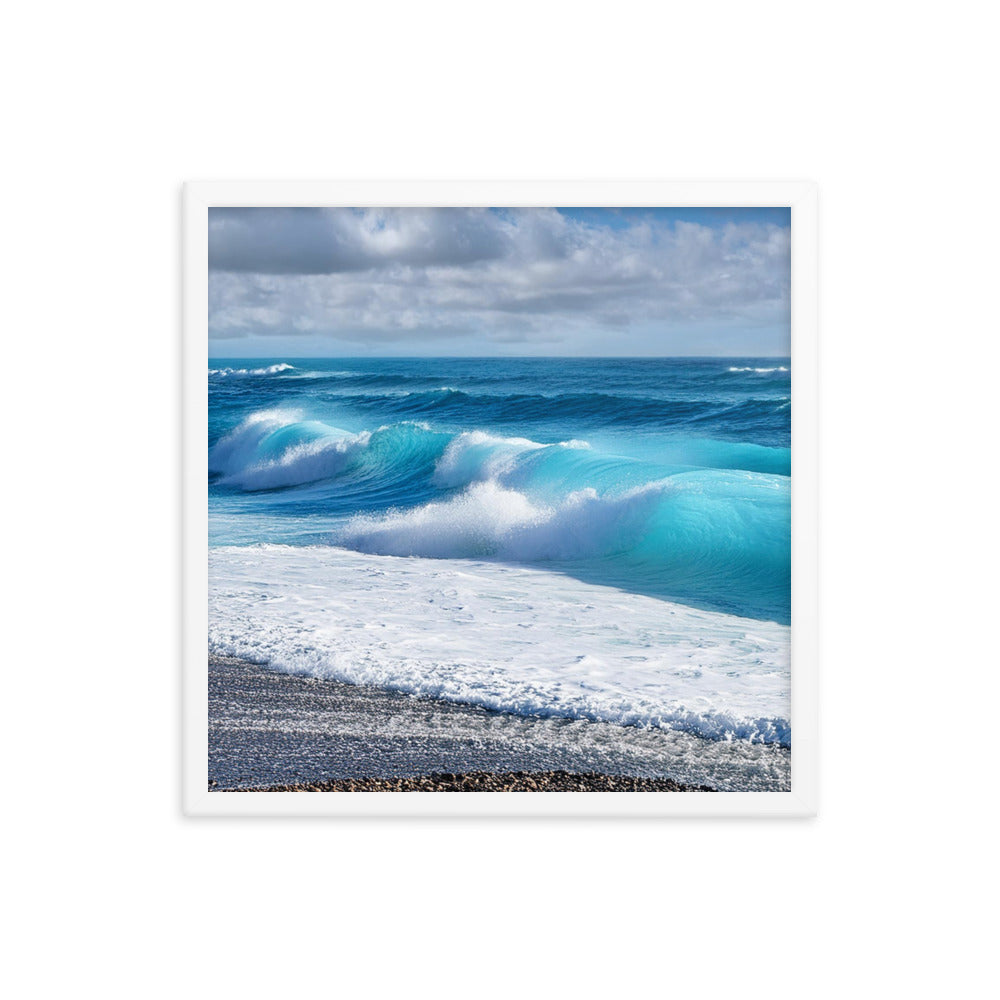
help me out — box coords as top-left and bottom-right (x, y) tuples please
(229, 770), (715, 792)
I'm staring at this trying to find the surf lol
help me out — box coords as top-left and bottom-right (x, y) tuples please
(209, 407), (790, 621)
(209, 545), (791, 745)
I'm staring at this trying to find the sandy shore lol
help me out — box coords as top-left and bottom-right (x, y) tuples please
(209, 654), (791, 792)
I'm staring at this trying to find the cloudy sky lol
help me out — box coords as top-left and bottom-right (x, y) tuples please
(208, 207), (790, 357)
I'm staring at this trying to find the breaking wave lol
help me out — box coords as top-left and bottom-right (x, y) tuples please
(209, 408), (790, 621)
(208, 363), (295, 377)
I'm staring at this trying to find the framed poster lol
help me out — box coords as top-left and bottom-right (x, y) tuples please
(183, 181), (817, 816)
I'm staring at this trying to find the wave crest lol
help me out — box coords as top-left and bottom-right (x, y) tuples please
(210, 411), (453, 491)
(208, 363), (295, 377)
(209, 410), (364, 489)
(340, 478), (675, 562)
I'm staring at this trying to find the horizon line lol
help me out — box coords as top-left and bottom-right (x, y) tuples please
(207, 354), (793, 361)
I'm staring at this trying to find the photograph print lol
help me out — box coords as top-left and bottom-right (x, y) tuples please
(202, 198), (800, 800)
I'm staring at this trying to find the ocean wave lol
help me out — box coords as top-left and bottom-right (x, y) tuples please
(209, 409), (791, 620)
(727, 366), (789, 374)
(340, 479), (674, 562)
(283, 370), (467, 389)
(209, 410), (449, 491)
(329, 388), (790, 439)
(212, 406), (788, 491)
(210, 411), (599, 494)
(337, 465), (789, 621)
(208, 363), (295, 377)
(283, 368), (353, 380)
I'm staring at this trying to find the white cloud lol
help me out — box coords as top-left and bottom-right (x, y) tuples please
(208, 208), (790, 355)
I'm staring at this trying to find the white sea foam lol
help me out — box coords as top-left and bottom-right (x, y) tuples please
(727, 366), (789, 373)
(340, 478), (673, 561)
(208, 363), (295, 377)
(209, 545), (790, 744)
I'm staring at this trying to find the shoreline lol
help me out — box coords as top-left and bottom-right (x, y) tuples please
(209, 545), (791, 746)
(209, 654), (791, 792)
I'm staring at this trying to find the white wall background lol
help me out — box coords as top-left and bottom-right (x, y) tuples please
(5, 2), (995, 995)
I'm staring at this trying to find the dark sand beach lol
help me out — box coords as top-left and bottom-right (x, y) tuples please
(209, 654), (791, 792)
(241, 772), (712, 792)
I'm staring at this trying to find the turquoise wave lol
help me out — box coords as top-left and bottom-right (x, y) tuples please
(209, 408), (790, 622)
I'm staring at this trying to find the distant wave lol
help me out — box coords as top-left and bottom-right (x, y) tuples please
(208, 363), (295, 377)
(322, 388), (792, 441)
(727, 366), (789, 373)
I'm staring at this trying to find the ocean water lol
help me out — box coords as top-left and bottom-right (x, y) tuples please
(208, 357), (791, 749)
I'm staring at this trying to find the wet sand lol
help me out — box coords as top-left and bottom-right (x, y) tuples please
(209, 654), (791, 792)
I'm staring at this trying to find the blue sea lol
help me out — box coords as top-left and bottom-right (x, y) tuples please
(208, 358), (792, 747)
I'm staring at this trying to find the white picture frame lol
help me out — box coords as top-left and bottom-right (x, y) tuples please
(183, 180), (818, 817)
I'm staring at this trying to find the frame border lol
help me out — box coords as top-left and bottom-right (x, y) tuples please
(183, 180), (818, 818)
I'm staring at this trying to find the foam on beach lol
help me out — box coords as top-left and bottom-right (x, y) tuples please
(209, 545), (791, 745)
